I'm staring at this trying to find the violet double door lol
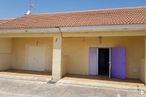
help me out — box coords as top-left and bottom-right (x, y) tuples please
(89, 47), (126, 79)
(111, 48), (126, 79)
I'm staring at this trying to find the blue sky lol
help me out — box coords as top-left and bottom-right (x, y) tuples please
(0, 0), (146, 18)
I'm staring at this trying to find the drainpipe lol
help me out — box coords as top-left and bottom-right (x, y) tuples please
(58, 26), (64, 80)
(57, 26), (63, 38)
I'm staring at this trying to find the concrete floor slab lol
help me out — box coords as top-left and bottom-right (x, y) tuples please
(0, 70), (52, 82)
(59, 74), (146, 91)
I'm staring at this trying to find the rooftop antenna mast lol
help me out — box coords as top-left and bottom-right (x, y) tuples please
(26, 0), (35, 15)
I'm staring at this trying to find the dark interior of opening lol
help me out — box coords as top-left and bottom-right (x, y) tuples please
(98, 48), (109, 76)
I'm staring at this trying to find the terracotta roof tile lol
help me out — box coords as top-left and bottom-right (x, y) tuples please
(0, 19), (12, 25)
(0, 6), (146, 29)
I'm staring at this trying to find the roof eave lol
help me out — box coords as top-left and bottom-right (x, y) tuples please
(0, 24), (146, 33)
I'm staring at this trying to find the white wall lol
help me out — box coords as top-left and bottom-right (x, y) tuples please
(11, 38), (53, 72)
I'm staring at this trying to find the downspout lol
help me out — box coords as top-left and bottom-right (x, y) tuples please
(57, 26), (64, 79)
(57, 26), (63, 38)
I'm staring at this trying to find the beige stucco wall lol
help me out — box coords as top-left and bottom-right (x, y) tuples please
(62, 46), (67, 76)
(0, 35), (144, 81)
(0, 38), (12, 70)
(63, 36), (144, 79)
(140, 59), (145, 82)
(12, 38), (53, 72)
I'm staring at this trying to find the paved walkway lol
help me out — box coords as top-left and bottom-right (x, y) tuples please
(0, 78), (145, 97)
(59, 75), (146, 91)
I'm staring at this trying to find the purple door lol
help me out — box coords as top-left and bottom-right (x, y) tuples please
(111, 48), (126, 79)
(89, 48), (98, 75)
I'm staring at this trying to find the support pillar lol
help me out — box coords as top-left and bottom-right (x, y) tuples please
(52, 36), (62, 81)
(144, 36), (146, 85)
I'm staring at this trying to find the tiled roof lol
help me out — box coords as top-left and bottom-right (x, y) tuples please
(0, 19), (12, 25)
(0, 6), (146, 29)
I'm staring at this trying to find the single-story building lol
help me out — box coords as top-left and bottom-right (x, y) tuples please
(0, 6), (146, 84)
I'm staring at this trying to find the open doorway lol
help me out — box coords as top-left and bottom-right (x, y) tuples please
(89, 47), (126, 79)
(98, 48), (110, 76)
(89, 48), (111, 78)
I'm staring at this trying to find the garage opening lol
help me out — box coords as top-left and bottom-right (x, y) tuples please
(98, 48), (110, 76)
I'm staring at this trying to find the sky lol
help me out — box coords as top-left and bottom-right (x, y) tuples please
(0, 0), (146, 18)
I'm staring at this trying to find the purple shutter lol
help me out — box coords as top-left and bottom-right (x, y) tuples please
(89, 48), (98, 75)
(111, 48), (126, 79)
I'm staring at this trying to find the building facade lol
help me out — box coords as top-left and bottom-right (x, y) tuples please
(0, 7), (146, 84)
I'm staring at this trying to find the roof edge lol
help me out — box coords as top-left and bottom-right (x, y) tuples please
(32, 6), (146, 15)
(0, 24), (146, 33)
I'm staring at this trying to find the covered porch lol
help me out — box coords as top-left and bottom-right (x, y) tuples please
(0, 36), (54, 81)
(60, 31), (146, 87)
